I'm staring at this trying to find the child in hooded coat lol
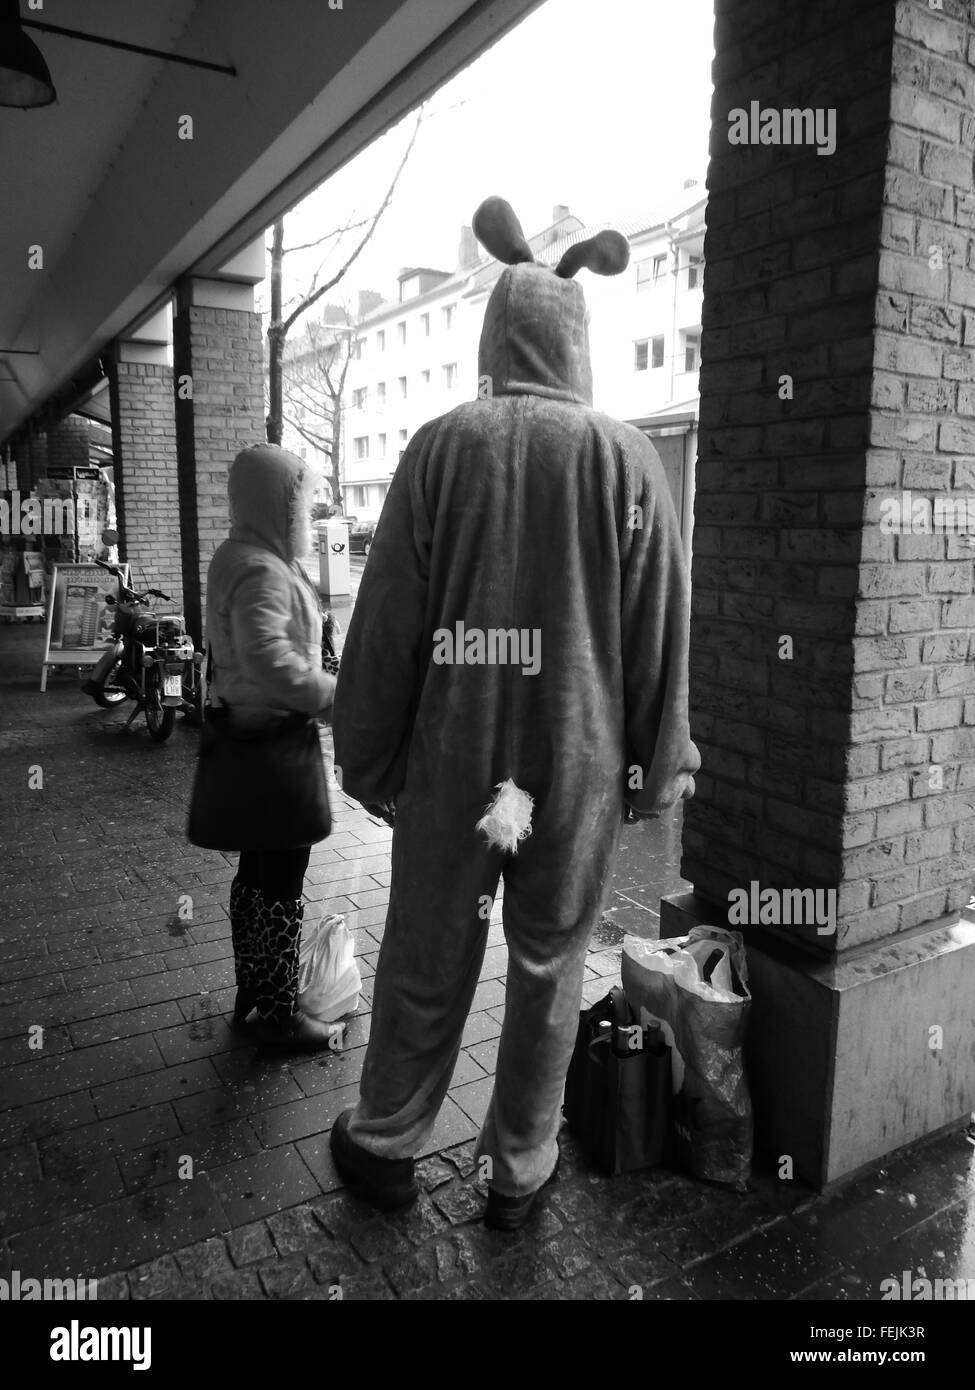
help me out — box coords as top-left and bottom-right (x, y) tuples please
(331, 200), (699, 1215)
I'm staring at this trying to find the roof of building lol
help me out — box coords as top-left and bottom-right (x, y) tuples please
(355, 189), (708, 326)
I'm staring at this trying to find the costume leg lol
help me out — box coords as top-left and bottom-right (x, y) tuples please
(346, 787), (502, 1158)
(476, 808), (623, 1196)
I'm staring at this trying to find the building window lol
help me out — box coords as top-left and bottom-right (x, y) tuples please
(399, 376), (408, 399)
(351, 486), (366, 508)
(443, 363), (458, 389)
(442, 304), (455, 330)
(378, 432), (386, 456)
(398, 429), (408, 450)
(421, 369), (430, 386)
(652, 254), (666, 284)
(352, 387), (367, 409)
(421, 313), (430, 336)
(683, 334), (700, 373)
(376, 381), (386, 406)
(353, 437), (369, 460)
(652, 336), (665, 369)
(398, 321), (407, 345)
(376, 330), (385, 352)
(634, 340), (649, 371)
(351, 338), (364, 360)
(299, 447), (308, 459)
(636, 259), (652, 292)
(686, 257), (703, 290)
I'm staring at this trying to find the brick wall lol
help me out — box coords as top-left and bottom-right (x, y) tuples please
(683, 0), (974, 952)
(856, 0), (975, 945)
(173, 297), (265, 644)
(44, 415), (90, 477)
(108, 360), (182, 605)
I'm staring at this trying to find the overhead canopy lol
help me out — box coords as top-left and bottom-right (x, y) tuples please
(0, 0), (540, 442)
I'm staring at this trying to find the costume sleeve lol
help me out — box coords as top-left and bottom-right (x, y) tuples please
(619, 433), (701, 814)
(332, 429), (433, 803)
(229, 564), (334, 714)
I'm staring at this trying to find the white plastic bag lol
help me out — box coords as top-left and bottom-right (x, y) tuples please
(298, 914), (361, 1022)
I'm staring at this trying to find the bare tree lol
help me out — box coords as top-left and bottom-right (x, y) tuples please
(282, 312), (355, 514)
(265, 107), (424, 447)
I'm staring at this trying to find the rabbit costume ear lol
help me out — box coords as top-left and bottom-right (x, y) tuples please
(555, 229), (630, 279)
(472, 196), (535, 265)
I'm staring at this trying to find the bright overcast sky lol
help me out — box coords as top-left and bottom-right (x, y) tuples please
(266, 0), (715, 321)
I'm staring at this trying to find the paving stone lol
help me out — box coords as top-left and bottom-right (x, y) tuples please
(383, 1192), (452, 1247)
(432, 1180), (486, 1225)
(383, 1246), (440, 1296)
(7, 1174), (229, 1282)
(442, 1139), (478, 1178)
(267, 1203), (328, 1255)
(211, 1269), (264, 1300)
(119, 1119), (261, 1192)
(0, 1091), (98, 1149)
(450, 1076), (494, 1126)
(539, 1231), (595, 1280)
(337, 1270), (396, 1300)
(563, 1266), (628, 1300)
(92, 1058), (221, 1120)
(312, 1190), (382, 1240)
(259, 1254), (314, 1299)
(227, 1221), (275, 1267)
(306, 1238), (362, 1286)
(348, 1218), (414, 1264)
(428, 1278), (493, 1300)
(209, 1145), (321, 1228)
(93, 1271), (131, 1300)
(173, 1235), (234, 1284)
(483, 1245), (559, 1299)
(130, 1253), (184, 1300)
(679, 1218), (844, 1300)
(415, 1154), (456, 1191)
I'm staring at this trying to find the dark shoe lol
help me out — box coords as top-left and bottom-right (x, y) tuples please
(329, 1108), (418, 1211)
(485, 1151), (561, 1232)
(254, 1009), (342, 1054)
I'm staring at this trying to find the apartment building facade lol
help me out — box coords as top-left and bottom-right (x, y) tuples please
(318, 192), (706, 542)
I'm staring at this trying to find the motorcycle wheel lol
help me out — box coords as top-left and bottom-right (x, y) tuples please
(91, 660), (128, 708)
(144, 669), (176, 743)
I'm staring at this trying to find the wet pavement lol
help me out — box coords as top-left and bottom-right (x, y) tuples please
(1, 598), (974, 1301)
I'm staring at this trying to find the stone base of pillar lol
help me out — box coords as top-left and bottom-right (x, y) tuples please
(660, 891), (975, 1188)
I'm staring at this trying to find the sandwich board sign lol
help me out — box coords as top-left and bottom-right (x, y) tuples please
(40, 562), (128, 692)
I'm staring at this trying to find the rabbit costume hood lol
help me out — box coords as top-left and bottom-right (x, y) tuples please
(333, 196), (697, 850)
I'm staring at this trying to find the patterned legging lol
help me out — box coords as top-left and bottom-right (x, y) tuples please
(231, 847), (312, 1024)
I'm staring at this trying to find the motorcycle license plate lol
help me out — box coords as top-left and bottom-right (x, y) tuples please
(163, 675), (182, 697)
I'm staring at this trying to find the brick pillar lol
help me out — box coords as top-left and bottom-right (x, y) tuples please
(108, 322), (182, 603)
(173, 254), (265, 645)
(663, 0), (975, 1184)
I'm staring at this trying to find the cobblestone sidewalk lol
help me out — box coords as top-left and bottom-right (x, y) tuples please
(1, 620), (973, 1300)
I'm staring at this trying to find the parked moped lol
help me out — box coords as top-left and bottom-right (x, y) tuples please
(81, 559), (203, 742)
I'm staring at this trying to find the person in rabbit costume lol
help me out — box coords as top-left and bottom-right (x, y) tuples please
(330, 197), (700, 1227)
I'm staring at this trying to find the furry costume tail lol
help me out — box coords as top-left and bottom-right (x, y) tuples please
(475, 779), (534, 853)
